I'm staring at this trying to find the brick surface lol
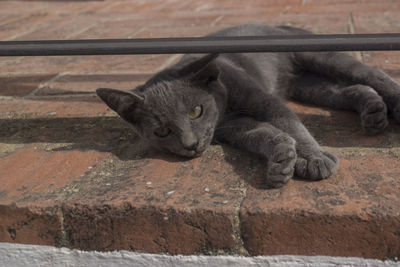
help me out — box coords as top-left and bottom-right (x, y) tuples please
(35, 73), (152, 96)
(0, 205), (61, 246)
(240, 153), (400, 258)
(0, 97), (108, 118)
(0, 73), (57, 97)
(0, 147), (108, 204)
(1, 0), (400, 259)
(0, 54), (172, 75)
(61, 146), (250, 253)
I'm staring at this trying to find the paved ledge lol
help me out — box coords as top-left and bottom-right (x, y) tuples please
(1, 102), (400, 259)
(1, 243), (398, 267)
(1, 0), (400, 261)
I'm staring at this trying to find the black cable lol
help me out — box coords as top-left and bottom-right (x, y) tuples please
(1, 33), (400, 56)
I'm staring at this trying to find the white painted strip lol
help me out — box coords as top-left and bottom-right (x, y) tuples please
(0, 243), (398, 267)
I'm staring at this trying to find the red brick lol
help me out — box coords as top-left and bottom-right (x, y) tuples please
(0, 54), (172, 74)
(135, 25), (226, 38)
(0, 97), (109, 118)
(63, 205), (234, 254)
(218, 13), (349, 34)
(288, 1), (400, 15)
(240, 154), (400, 258)
(13, 15), (102, 41)
(352, 11), (400, 34)
(35, 73), (152, 96)
(61, 147), (250, 253)
(2, 0), (400, 258)
(0, 147), (108, 204)
(362, 52), (400, 82)
(75, 20), (143, 39)
(95, 1), (165, 16)
(0, 73), (57, 97)
(0, 12), (56, 41)
(0, 205), (61, 246)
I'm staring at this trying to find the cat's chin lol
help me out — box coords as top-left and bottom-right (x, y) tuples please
(179, 150), (203, 158)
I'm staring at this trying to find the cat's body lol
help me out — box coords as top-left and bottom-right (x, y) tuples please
(97, 24), (400, 187)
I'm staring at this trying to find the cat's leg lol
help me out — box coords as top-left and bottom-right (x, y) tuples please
(221, 65), (338, 181)
(215, 117), (297, 188)
(289, 73), (388, 134)
(294, 51), (400, 123)
(238, 92), (339, 181)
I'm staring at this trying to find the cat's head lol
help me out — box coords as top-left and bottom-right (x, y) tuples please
(96, 54), (226, 158)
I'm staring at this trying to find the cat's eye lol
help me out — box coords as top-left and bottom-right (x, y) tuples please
(154, 127), (171, 138)
(189, 105), (203, 119)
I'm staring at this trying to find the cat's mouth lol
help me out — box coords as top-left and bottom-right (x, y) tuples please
(180, 149), (203, 158)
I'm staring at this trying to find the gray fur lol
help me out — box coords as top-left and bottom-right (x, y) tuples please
(97, 24), (400, 188)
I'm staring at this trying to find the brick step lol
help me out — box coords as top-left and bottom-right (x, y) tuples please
(1, 0), (400, 261)
(1, 101), (400, 258)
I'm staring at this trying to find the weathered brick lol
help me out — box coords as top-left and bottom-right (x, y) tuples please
(0, 205), (61, 246)
(0, 54), (172, 74)
(288, 1), (400, 15)
(0, 12), (56, 41)
(35, 73), (152, 96)
(240, 153), (400, 259)
(0, 97), (109, 118)
(0, 73), (57, 97)
(61, 146), (250, 254)
(135, 25), (226, 38)
(0, 147), (108, 204)
(12, 15), (101, 41)
(75, 20), (143, 39)
(1, 0), (400, 258)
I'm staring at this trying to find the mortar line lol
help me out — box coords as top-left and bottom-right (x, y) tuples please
(153, 54), (181, 73)
(26, 72), (69, 98)
(348, 12), (364, 62)
(57, 206), (69, 247)
(211, 15), (224, 26)
(27, 93), (97, 100)
(2, 13), (59, 41)
(66, 23), (99, 40)
(127, 27), (147, 39)
(232, 179), (249, 256)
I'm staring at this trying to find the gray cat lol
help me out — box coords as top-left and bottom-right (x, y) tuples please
(97, 24), (400, 188)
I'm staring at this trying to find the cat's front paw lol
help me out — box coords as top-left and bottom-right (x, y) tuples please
(295, 150), (338, 180)
(391, 103), (400, 125)
(266, 134), (297, 188)
(360, 99), (388, 135)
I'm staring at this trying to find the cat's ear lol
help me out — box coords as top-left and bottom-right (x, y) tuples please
(179, 54), (219, 75)
(191, 60), (220, 85)
(96, 88), (144, 117)
(178, 54), (220, 84)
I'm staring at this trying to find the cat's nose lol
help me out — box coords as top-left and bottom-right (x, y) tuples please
(181, 133), (199, 151)
(183, 140), (199, 151)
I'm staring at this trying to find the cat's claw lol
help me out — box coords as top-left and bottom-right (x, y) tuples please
(295, 150), (338, 180)
(360, 99), (388, 135)
(266, 134), (297, 188)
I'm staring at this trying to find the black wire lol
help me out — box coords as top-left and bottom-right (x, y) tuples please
(1, 33), (400, 56)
